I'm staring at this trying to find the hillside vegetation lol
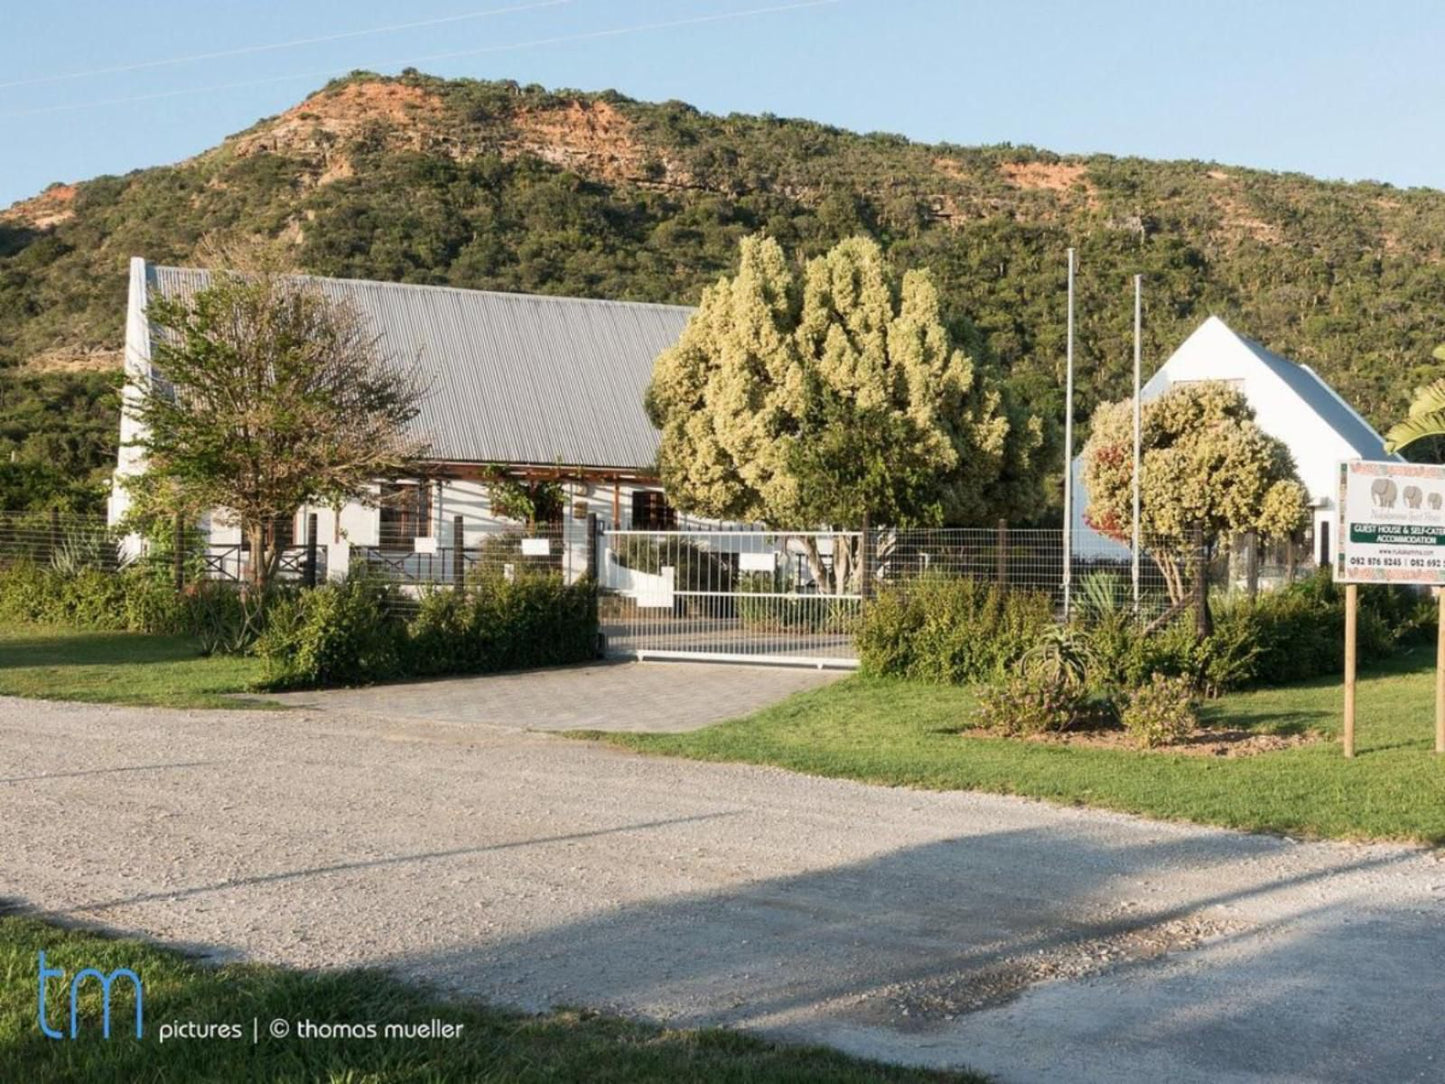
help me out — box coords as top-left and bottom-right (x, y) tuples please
(4, 71), (1444, 510)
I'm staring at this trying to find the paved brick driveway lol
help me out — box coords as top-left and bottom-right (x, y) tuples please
(258, 660), (843, 731)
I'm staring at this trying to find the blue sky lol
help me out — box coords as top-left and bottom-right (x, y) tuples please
(2, 0), (1442, 207)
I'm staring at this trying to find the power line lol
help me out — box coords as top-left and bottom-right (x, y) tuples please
(1, 1), (841, 119)
(0, 0), (577, 90)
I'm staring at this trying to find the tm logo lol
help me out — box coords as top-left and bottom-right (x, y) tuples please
(37, 951), (143, 1040)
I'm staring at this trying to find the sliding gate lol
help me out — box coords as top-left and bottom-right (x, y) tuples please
(598, 529), (861, 668)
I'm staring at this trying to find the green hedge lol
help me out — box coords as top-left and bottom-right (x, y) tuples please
(856, 574), (1055, 684)
(859, 569), (1435, 694)
(0, 561), (203, 634)
(254, 572), (598, 690)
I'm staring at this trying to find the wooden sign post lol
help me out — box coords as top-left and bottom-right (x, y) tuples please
(1336, 461), (1445, 759)
(1343, 584), (1357, 758)
(1438, 588), (1445, 755)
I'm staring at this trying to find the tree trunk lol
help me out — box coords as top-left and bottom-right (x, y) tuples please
(794, 534), (862, 596)
(1193, 535), (1213, 641)
(246, 520), (267, 591)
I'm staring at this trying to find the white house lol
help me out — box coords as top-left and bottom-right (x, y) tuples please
(1071, 315), (1398, 566)
(110, 258), (698, 581)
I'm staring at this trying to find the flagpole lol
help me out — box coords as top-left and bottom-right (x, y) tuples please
(1132, 274), (1143, 612)
(1063, 248), (1076, 619)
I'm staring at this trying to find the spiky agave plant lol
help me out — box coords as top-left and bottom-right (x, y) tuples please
(1019, 623), (1095, 693)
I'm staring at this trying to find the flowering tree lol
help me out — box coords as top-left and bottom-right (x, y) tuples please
(645, 234), (1045, 592)
(1082, 381), (1308, 606)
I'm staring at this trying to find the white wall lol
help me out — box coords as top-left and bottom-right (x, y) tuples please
(1071, 318), (1384, 566)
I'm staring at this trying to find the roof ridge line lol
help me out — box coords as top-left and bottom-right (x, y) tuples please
(143, 260), (697, 313)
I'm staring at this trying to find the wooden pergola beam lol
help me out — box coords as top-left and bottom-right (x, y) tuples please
(426, 461), (660, 486)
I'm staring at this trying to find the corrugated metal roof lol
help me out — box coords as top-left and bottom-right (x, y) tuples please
(1229, 328), (1395, 460)
(1137, 315), (1395, 460)
(144, 263), (694, 471)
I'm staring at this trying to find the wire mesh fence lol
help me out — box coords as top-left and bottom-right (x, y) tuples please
(594, 525), (1321, 666)
(4, 509), (1320, 668)
(0, 511), (325, 587)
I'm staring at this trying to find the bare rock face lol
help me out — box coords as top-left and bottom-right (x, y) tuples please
(0, 182), (78, 229)
(226, 82), (447, 184)
(221, 81), (690, 192)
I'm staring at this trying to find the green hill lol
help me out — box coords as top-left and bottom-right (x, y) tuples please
(4, 71), (1444, 511)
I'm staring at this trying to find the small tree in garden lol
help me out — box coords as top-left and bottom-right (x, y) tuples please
(130, 271), (429, 589)
(645, 234), (1045, 592)
(1081, 382), (1308, 614)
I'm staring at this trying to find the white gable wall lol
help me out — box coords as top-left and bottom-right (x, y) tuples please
(1072, 316), (1396, 565)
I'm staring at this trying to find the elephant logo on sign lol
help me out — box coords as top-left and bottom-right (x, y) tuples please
(1431, 493), (1443, 512)
(1372, 478), (1398, 508)
(1405, 485), (1425, 509)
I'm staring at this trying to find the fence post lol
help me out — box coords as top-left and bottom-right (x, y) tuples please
(586, 512), (599, 581)
(48, 506), (60, 563)
(451, 514), (464, 585)
(859, 512), (871, 599)
(1193, 529), (1211, 640)
(304, 512), (319, 588)
(173, 513), (185, 592)
(1245, 530), (1259, 601)
(995, 518), (1008, 587)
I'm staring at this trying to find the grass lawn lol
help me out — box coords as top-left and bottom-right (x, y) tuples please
(0, 625), (264, 709)
(584, 650), (1445, 845)
(0, 914), (975, 1084)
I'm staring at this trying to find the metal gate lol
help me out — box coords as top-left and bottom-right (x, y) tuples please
(598, 529), (861, 668)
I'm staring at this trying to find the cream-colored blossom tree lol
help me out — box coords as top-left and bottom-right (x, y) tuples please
(1081, 381), (1308, 605)
(645, 234), (1044, 592)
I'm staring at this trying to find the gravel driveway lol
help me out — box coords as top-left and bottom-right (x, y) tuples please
(3, 693), (1443, 1083)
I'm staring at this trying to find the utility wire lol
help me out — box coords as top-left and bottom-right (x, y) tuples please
(0, 0), (576, 90)
(1, 1), (841, 119)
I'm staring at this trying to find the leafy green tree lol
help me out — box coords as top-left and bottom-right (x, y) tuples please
(646, 234), (1045, 591)
(130, 270), (428, 588)
(1081, 382), (1308, 609)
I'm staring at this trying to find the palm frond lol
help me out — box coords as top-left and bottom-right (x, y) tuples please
(1384, 408), (1445, 453)
(1408, 379), (1445, 419)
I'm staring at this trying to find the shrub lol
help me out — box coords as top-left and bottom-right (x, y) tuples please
(256, 569), (598, 689)
(458, 571), (598, 674)
(0, 560), (207, 634)
(1120, 673), (1198, 748)
(974, 667), (1081, 736)
(856, 574), (1054, 684)
(1084, 569), (1422, 696)
(253, 575), (405, 689)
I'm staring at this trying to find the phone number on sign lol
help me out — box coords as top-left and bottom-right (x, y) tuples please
(1347, 555), (1445, 569)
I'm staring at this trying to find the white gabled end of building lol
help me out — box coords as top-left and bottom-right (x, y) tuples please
(1072, 315), (1399, 567)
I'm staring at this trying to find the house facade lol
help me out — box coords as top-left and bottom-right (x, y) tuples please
(109, 258), (698, 581)
(1071, 315), (1399, 566)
